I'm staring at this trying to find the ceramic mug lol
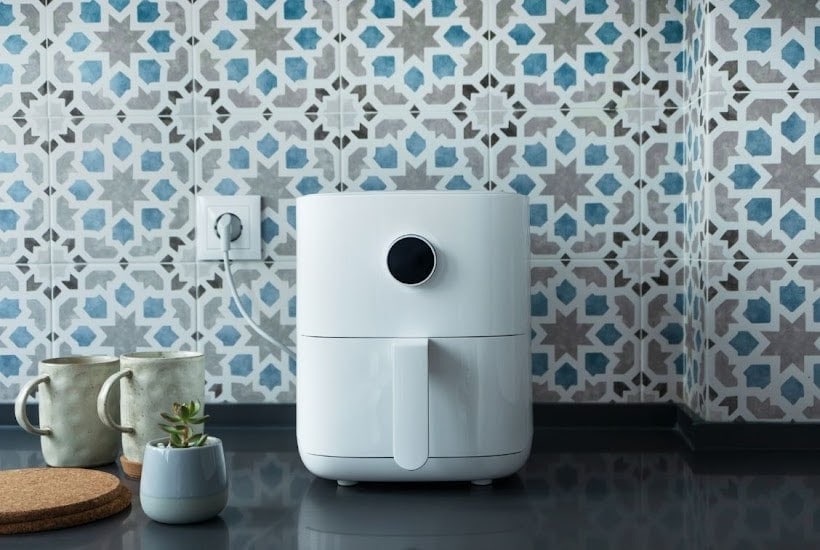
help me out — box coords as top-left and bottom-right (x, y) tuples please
(97, 351), (205, 477)
(15, 355), (121, 467)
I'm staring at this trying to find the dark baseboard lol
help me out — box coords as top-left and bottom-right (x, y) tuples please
(204, 403), (296, 427)
(530, 402), (684, 452)
(675, 405), (820, 451)
(4, 402), (820, 453)
(531, 403), (820, 452)
(1, 402), (296, 429)
(532, 402), (677, 428)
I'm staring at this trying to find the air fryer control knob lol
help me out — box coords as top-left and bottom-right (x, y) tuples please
(387, 235), (436, 286)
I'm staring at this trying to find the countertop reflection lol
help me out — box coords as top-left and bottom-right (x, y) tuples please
(298, 477), (534, 550)
(3, 427), (820, 549)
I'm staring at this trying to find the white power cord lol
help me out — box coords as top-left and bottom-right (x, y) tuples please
(216, 214), (297, 361)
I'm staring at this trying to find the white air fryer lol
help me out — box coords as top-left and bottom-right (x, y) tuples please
(296, 191), (531, 485)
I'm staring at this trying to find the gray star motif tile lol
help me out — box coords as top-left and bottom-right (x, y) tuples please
(530, 260), (641, 403)
(51, 262), (197, 358)
(197, 261), (297, 403)
(490, 0), (641, 111)
(195, 114), (340, 261)
(706, 92), (820, 260)
(49, 116), (194, 263)
(0, 265), (50, 401)
(341, 108), (489, 191)
(0, 117), (50, 264)
(194, 0), (338, 116)
(641, 258), (685, 403)
(492, 108), (642, 259)
(643, 107), (686, 260)
(707, 0), (820, 93)
(706, 260), (820, 421)
(0, 2), (47, 119)
(47, 0), (192, 117)
(641, 0), (686, 110)
(342, 0), (488, 112)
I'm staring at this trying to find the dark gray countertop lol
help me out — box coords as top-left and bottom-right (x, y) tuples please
(3, 426), (820, 549)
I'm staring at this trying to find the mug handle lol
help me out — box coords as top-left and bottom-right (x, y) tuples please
(15, 374), (52, 436)
(97, 369), (135, 433)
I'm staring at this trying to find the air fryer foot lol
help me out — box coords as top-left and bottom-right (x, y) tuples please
(337, 480), (358, 487)
(471, 479), (492, 486)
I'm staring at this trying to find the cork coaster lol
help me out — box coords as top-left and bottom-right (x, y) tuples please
(0, 469), (131, 535)
(119, 456), (142, 480)
(0, 485), (131, 535)
(0, 468), (122, 523)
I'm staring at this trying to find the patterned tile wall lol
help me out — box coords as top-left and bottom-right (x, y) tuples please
(697, 0), (820, 421)
(0, 0), (688, 407)
(1, 0), (813, 421)
(530, 260), (642, 403)
(683, 0), (707, 417)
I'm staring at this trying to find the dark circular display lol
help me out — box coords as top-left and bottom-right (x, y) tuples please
(387, 235), (436, 285)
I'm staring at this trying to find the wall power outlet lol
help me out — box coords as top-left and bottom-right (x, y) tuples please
(196, 195), (262, 260)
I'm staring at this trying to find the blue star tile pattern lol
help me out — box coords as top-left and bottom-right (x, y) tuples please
(0, 0), (819, 415)
(530, 260), (641, 403)
(50, 263), (197, 358)
(706, 260), (820, 421)
(642, 259), (685, 403)
(0, 118), (50, 264)
(194, 0), (338, 116)
(643, 107), (686, 260)
(492, 108), (641, 258)
(341, 108), (488, 192)
(197, 261), (296, 403)
(682, 0), (712, 418)
(0, 2), (47, 119)
(685, 94), (707, 267)
(707, 0), (820, 93)
(684, 0), (707, 108)
(706, 92), (820, 260)
(49, 116), (194, 263)
(491, 0), (641, 111)
(684, 259), (707, 417)
(47, 0), (192, 117)
(195, 114), (340, 260)
(342, 0), (488, 112)
(0, 265), (50, 401)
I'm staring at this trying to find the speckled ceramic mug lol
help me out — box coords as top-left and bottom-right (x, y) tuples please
(15, 356), (121, 467)
(97, 351), (205, 478)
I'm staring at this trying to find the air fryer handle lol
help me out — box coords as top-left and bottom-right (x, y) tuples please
(392, 339), (429, 471)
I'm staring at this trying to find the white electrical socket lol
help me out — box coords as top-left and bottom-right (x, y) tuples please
(196, 195), (262, 260)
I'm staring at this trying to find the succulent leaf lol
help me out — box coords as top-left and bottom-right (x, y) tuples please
(160, 412), (182, 423)
(159, 424), (184, 435)
(158, 399), (208, 448)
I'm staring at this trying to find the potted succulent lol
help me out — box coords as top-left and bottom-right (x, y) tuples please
(139, 400), (228, 524)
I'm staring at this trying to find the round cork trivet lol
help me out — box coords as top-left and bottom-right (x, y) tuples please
(0, 469), (131, 535)
(119, 456), (142, 480)
(0, 485), (131, 535)
(0, 468), (123, 524)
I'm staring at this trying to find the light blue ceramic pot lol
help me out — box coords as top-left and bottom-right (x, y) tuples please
(140, 436), (228, 524)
